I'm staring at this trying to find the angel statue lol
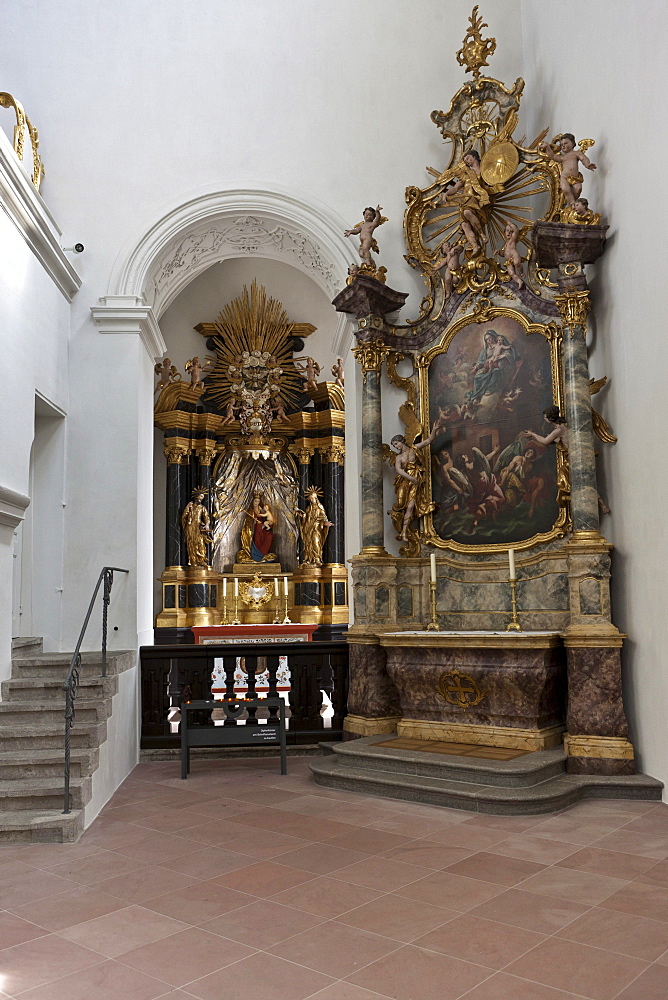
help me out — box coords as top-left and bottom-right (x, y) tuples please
(539, 133), (596, 206)
(439, 150), (491, 254)
(184, 356), (212, 391)
(154, 358), (180, 393)
(344, 205), (386, 269)
(296, 487), (333, 566)
(181, 489), (213, 567)
(385, 405), (442, 553)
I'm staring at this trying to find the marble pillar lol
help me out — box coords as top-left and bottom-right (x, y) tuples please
(353, 339), (390, 556)
(344, 638), (401, 740)
(321, 445), (345, 566)
(164, 444), (189, 568)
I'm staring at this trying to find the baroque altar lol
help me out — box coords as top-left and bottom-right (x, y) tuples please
(333, 7), (635, 778)
(154, 281), (347, 640)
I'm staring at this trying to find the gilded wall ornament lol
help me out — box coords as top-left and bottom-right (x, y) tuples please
(438, 669), (486, 709)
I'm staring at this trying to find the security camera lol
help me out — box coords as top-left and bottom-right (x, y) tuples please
(63, 243), (85, 253)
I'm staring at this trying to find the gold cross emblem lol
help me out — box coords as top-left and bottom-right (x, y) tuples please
(438, 669), (486, 710)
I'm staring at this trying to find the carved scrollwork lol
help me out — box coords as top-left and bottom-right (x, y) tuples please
(554, 291), (591, 330)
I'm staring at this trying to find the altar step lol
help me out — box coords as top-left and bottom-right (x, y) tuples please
(309, 736), (663, 815)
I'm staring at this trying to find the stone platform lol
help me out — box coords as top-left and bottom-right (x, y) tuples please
(309, 735), (663, 816)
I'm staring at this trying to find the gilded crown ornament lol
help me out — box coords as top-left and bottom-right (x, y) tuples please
(456, 6), (497, 80)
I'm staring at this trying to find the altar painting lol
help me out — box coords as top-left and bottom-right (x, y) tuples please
(427, 315), (559, 546)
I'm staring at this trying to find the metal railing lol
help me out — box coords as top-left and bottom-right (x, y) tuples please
(63, 566), (129, 814)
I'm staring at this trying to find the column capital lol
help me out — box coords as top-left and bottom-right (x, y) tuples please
(352, 339), (390, 376)
(555, 290), (591, 330)
(164, 444), (190, 465)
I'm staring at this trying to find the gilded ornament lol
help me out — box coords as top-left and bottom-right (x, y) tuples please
(352, 340), (389, 377)
(438, 669), (486, 710)
(164, 444), (189, 465)
(456, 6), (497, 80)
(238, 573), (274, 609)
(0, 92), (45, 191)
(181, 488), (212, 567)
(480, 140), (519, 186)
(296, 487), (333, 567)
(555, 291), (591, 328)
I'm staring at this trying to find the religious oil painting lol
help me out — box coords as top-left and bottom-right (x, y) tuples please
(427, 314), (559, 546)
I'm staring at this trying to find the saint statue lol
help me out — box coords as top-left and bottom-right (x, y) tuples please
(297, 487), (333, 566)
(237, 493), (277, 563)
(181, 489), (212, 567)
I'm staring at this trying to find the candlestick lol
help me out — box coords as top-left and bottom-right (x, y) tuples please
(282, 581), (291, 624)
(430, 552), (437, 583)
(426, 580), (439, 631)
(283, 575), (288, 597)
(222, 578), (227, 598)
(221, 591), (229, 626)
(506, 577), (521, 631)
(232, 577), (240, 625)
(508, 547), (516, 581)
(234, 577), (239, 597)
(274, 577), (279, 596)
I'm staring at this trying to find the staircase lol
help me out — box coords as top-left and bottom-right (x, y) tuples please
(310, 735), (663, 815)
(0, 638), (134, 843)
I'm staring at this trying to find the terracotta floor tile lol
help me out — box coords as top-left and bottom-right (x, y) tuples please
(7, 886), (128, 931)
(444, 850), (546, 886)
(209, 785), (306, 806)
(58, 903), (189, 958)
(0, 871), (79, 909)
(16, 959), (169, 1000)
(528, 814), (630, 846)
(469, 887), (589, 934)
(587, 829), (668, 859)
(639, 858), (668, 888)
(272, 842), (369, 874)
(621, 811), (668, 837)
(515, 865), (628, 905)
(145, 880), (257, 924)
(80, 820), (157, 850)
(557, 906), (668, 961)
(337, 893), (458, 942)
(170, 817), (276, 846)
(302, 983), (393, 1000)
(364, 812), (463, 838)
(347, 943), (489, 1000)
(200, 899), (323, 948)
(119, 926), (254, 987)
(425, 824), (511, 851)
(92, 864), (199, 903)
(158, 845), (258, 879)
(228, 807), (360, 842)
(128, 808), (220, 834)
(0, 910), (48, 950)
(414, 912), (546, 969)
(459, 814), (547, 834)
(11, 842), (107, 868)
(556, 845), (657, 880)
(0, 858), (38, 881)
(267, 918), (400, 977)
(330, 856), (432, 892)
(396, 871), (505, 911)
(111, 832), (213, 863)
(600, 880), (668, 921)
(489, 835), (579, 865)
(614, 963), (668, 1000)
(270, 794), (348, 816)
(505, 937), (649, 999)
(380, 840), (474, 869)
(270, 875), (382, 917)
(324, 828), (413, 855)
(213, 860), (316, 897)
(175, 798), (258, 820)
(0, 933), (102, 995)
(46, 851), (150, 886)
(458, 972), (591, 999)
(185, 951), (334, 1000)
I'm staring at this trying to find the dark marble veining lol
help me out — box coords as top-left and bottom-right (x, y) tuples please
(347, 642), (401, 719)
(361, 369), (385, 550)
(566, 645), (629, 738)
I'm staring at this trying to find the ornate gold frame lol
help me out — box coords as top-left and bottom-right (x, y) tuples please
(416, 303), (570, 553)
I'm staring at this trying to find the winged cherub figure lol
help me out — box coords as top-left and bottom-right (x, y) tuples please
(496, 222), (525, 288)
(154, 358), (180, 392)
(344, 205), (385, 268)
(539, 133), (596, 206)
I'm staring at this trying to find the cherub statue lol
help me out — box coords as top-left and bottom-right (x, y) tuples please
(344, 205), (385, 268)
(296, 357), (321, 393)
(496, 222), (525, 288)
(154, 358), (180, 392)
(539, 133), (596, 206)
(560, 197), (602, 226)
(434, 241), (464, 298)
(184, 356), (212, 390)
(271, 395), (288, 422)
(331, 358), (345, 387)
(220, 399), (238, 425)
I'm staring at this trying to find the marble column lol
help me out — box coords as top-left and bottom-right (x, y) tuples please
(321, 443), (345, 566)
(353, 339), (390, 556)
(195, 446), (216, 564)
(556, 291), (600, 535)
(164, 444), (189, 568)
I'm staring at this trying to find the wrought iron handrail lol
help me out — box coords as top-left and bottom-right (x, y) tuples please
(63, 566), (129, 814)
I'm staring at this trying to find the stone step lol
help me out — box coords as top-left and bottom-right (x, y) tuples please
(310, 751), (664, 816)
(11, 650), (133, 680)
(11, 637), (43, 657)
(0, 721), (107, 751)
(0, 776), (91, 811)
(324, 736), (568, 788)
(0, 748), (98, 780)
(0, 809), (84, 844)
(0, 699), (110, 725)
(1, 676), (117, 703)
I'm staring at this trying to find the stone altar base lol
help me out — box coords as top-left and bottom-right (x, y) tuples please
(309, 736), (663, 815)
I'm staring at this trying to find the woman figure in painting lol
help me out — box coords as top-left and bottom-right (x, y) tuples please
(467, 330), (516, 406)
(297, 487), (333, 566)
(181, 489), (212, 567)
(239, 492), (276, 562)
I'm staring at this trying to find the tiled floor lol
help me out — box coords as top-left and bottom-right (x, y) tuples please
(1, 756), (667, 1000)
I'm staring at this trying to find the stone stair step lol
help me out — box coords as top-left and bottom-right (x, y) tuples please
(1, 677), (117, 702)
(310, 753), (664, 815)
(10, 651), (133, 680)
(11, 637), (43, 657)
(0, 748), (98, 780)
(0, 721), (107, 751)
(324, 736), (567, 788)
(0, 699), (110, 724)
(0, 776), (91, 811)
(0, 809), (84, 844)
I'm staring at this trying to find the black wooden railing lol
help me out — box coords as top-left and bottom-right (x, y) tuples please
(63, 566), (129, 813)
(140, 640), (349, 748)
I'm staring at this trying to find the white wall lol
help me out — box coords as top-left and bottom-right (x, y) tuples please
(520, 0), (668, 790)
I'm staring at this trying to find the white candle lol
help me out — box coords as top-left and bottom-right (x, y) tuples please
(234, 577), (239, 597)
(274, 577), (279, 596)
(430, 552), (437, 583)
(283, 576), (289, 596)
(508, 548), (516, 580)
(222, 578), (227, 598)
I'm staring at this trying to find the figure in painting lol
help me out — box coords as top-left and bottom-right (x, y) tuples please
(344, 206), (384, 268)
(434, 241), (464, 298)
(539, 133), (596, 206)
(453, 447), (505, 533)
(498, 446), (546, 518)
(496, 222), (524, 288)
(389, 420), (442, 542)
(441, 150), (491, 254)
(181, 489), (212, 567)
(238, 493), (277, 563)
(296, 487), (334, 566)
(466, 330), (517, 406)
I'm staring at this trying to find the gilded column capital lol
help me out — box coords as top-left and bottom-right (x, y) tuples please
(164, 444), (189, 465)
(555, 290), (591, 330)
(352, 339), (390, 375)
(195, 447), (217, 466)
(319, 443), (346, 466)
(289, 444), (314, 466)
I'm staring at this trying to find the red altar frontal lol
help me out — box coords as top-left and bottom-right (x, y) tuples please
(191, 624), (318, 645)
